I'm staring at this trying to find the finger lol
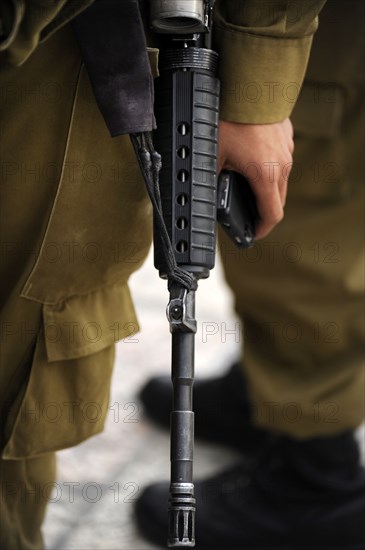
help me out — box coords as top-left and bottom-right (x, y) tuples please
(278, 174), (288, 207)
(253, 183), (284, 240)
(278, 160), (291, 206)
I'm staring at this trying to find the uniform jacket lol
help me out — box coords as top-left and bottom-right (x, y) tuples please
(1, 0), (327, 124)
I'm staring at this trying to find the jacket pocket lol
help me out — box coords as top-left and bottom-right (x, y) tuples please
(20, 63), (152, 306)
(3, 279), (139, 459)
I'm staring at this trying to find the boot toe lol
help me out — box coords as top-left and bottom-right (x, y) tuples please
(138, 364), (270, 451)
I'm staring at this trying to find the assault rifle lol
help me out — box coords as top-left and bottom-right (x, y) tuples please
(138, 1), (257, 546)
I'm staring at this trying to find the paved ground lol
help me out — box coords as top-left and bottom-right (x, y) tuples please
(43, 250), (365, 550)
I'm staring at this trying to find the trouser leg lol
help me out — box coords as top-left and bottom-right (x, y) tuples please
(218, 37), (364, 437)
(219, 185), (364, 439)
(219, 120), (364, 438)
(0, 289), (55, 549)
(0, 454), (56, 550)
(0, 220), (55, 548)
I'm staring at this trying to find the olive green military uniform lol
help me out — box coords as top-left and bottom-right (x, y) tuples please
(0, 21), (154, 547)
(219, 0), (364, 438)
(0, 0), (349, 547)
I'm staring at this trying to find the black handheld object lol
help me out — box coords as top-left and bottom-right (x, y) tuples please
(217, 170), (258, 248)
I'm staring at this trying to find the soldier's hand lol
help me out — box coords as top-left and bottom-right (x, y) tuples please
(218, 118), (294, 239)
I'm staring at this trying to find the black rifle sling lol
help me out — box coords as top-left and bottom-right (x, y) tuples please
(72, 0), (155, 137)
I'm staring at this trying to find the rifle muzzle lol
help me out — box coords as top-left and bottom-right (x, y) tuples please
(168, 483), (195, 547)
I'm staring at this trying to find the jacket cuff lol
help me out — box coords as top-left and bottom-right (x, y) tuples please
(215, 26), (313, 124)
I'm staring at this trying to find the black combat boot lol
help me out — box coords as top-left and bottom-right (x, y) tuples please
(139, 363), (269, 452)
(135, 430), (365, 549)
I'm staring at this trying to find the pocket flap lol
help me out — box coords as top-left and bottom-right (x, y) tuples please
(43, 281), (139, 362)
